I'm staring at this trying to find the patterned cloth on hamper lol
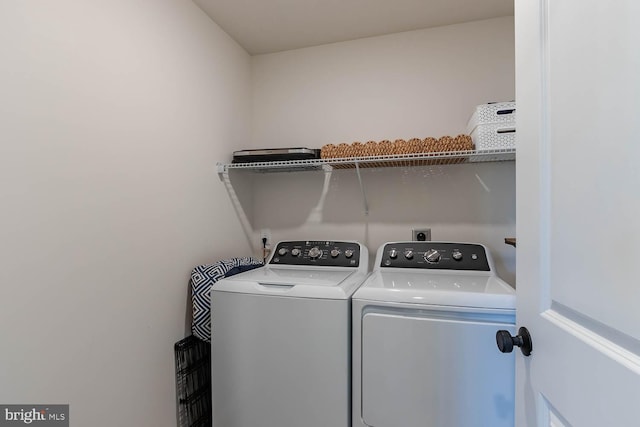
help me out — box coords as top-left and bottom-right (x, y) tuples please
(191, 257), (263, 342)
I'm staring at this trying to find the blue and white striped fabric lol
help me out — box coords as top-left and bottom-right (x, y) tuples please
(191, 257), (263, 342)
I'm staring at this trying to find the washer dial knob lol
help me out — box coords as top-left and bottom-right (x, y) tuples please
(404, 250), (414, 260)
(308, 247), (323, 259)
(330, 249), (341, 258)
(344, 249), (354, 258)
(389, 249), (398, 259)
(278, 247), (288, 256)
(424, 249), (441, 263)
(452, 250), (463, 261)
(291, 248), (301, 257)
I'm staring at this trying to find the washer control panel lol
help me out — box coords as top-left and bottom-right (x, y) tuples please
(380, 242), (490, 271)
(270, 241), (361, 267)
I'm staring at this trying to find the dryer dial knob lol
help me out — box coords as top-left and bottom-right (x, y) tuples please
(389, 249), (398, 259)
(404, 250), (414, 260)
(344, 249), (354, 258)
(424, 249), (441, 263)
(278, 247), (288, 256)
(291, 248), (301, 257)
(330, 249), (341, 258)
(308, 247), (323, 259)
(452, 250), (463, 261)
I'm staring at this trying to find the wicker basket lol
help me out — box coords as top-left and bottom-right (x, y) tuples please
(320, 135), (474, 167)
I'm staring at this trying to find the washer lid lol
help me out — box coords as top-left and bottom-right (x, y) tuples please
(353, 270), (515, 309)
(212, 266), (365, 299)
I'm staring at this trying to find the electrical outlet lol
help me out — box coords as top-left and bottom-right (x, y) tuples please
(260, 229), (271, 246)
(259, 229), (272, 262)
(412, 228), (431, 241)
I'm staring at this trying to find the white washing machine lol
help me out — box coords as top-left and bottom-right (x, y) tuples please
(211, 240), (368, 427)
(352, 241), (516, 427)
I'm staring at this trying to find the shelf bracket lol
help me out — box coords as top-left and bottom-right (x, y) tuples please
(354, 161), (369, 216)
(306, 164), (334, 223)
(218, 166), (257, 254)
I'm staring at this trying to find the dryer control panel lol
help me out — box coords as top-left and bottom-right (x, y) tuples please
(380, 242), (490, 271)
(270, 241), (361, 267)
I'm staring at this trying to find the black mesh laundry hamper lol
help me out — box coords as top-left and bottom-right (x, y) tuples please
(175, 335), (211, 427)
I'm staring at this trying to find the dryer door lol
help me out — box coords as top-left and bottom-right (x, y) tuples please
(361, 307), (515, 427)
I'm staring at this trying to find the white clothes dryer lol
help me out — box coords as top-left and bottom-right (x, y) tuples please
(211, 240), (368, 427)
(352, 241), (516, 427)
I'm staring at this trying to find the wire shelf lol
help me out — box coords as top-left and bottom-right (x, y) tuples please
(217, 148), (515, 173)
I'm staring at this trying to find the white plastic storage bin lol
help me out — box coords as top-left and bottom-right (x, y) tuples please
(470, 122), (516, 150)
(467, 101), (516, 133)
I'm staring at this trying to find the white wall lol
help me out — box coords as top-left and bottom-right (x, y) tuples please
(251, 16), (514, 148)
(249, 17), (516, 283)
(0, 1), (250, 426)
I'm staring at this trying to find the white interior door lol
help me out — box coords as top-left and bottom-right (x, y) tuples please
(515, 1), (640, 425)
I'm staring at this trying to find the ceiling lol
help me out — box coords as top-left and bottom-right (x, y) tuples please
(193, 0), (514, 55)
